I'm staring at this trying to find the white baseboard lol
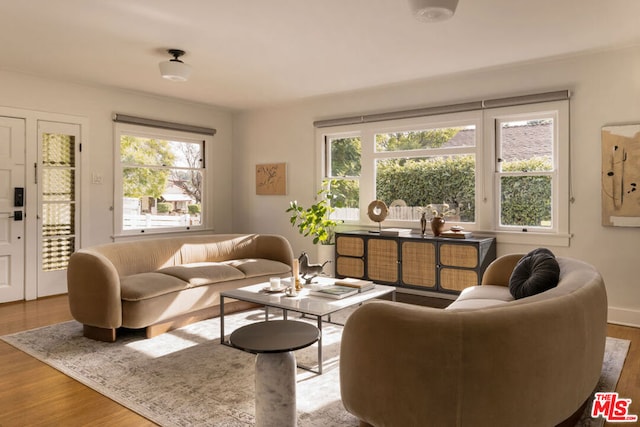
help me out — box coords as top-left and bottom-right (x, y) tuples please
(608, 306), (640, 328)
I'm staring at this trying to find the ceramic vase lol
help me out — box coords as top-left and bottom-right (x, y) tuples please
(431, 216), (445, 236)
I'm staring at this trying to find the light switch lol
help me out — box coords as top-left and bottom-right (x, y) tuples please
(92, 172), (103, 184)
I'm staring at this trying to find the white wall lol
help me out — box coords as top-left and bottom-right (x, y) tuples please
(233, 45), (640, 326)
(0, 70), (234, 248)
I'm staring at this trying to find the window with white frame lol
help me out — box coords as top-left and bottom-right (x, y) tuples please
(114, 123), (209, 235)
(374, 122), (478, 223)
(319, 99), (570, 243)
(324, 135), (361, 221)
(496, 118), (554, 229)
(484, 100), (569, 236)
(322, 112), (482, 225)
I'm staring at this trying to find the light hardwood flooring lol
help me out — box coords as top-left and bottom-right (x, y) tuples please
(0, 295), (154, 426)
(0, 295), (638, 426)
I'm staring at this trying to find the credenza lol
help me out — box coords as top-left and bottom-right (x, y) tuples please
(334, 230), (496, 295)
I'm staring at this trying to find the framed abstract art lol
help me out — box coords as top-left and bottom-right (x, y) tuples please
(602, 124), (640, 226)
(256, 163), (287, 195)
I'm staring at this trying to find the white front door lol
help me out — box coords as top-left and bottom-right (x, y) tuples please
(0, 117), (26, 303)
(37, 121), (80, 297)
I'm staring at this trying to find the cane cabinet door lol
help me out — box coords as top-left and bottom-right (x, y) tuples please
(367, 238), (398, 283)
(335, 234), (365, 278)
(401, 241), (436, 289)
(439, 243), (481, 292)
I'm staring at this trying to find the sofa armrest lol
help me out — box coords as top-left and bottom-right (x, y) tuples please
(480, 253), (524, 287)
(67, 249), (123, 329)
(340, 300), (464, 427)
(254, 234), (294, 269)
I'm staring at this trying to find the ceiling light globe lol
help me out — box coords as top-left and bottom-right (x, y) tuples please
(159, 60), (192, 82)
(410, 0), (459, 22)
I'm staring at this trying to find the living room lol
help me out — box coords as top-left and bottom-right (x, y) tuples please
(0, 1), (639, 425)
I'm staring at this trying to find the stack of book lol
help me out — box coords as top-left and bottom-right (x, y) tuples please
(440, 230), (473, 239)
(309, 285), (359, 299)
(380, 228), (413, 236)
(334, 278), (375, 292)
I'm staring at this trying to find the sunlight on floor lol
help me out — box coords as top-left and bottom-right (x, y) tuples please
(124, 331), (205, 357)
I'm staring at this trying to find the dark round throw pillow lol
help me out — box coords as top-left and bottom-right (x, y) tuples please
(509, 248), (560, 299)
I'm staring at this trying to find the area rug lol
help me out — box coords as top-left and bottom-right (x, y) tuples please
(577, 336), (631, 427)
(1, 309), (630, 427)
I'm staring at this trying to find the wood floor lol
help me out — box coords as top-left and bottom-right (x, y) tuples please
(0, 295), (638, 426)
(0, 295), (154, 426)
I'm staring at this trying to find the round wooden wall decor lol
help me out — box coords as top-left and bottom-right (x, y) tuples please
(367, 200), (389, 223)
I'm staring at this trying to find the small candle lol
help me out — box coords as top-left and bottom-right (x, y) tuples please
(292, 258), (299, 279)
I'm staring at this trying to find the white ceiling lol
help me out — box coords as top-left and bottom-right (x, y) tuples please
(1, 0), (640, 111)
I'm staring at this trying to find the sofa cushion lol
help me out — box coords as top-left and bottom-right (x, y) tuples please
(446, 298), (511, 310)
(509, 248), (560, 299)
(226, 258), (291, 278)
(121, 272), (190, 301)
(455, 285), (515, 302)
(157, 262), (245, 286)
(447, 285), (514, 310)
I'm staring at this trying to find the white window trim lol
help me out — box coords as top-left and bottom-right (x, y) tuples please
(324, 130), (361, 180)
(317, 100), (571, 247)
(319, 111), (482, 226)
(113, 122), (211, 238)
(481, 100), (570, 246)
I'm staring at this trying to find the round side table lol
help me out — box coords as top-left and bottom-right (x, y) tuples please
(230, 320), (320, 427)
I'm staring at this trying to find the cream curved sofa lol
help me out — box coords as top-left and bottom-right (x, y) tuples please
(340, 254), (608, 427)
(67, 234), (293, 342)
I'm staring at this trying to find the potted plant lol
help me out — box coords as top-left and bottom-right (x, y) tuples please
(286, 188), (342, 245)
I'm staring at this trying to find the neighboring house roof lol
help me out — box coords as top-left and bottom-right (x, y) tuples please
(448, 122), (552, 161)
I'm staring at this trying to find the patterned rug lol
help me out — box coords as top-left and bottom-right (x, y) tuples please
(1, 309), (630, 427)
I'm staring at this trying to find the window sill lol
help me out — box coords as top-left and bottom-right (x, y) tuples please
(111, 227), (215, 242)
(487, 230), (572, 248)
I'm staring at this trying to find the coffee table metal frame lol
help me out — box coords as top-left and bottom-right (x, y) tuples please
(220, 280), (396, 374)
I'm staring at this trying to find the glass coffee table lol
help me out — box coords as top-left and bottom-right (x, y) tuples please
(220, 280), (396, 374)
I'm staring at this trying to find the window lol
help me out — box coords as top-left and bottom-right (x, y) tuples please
(318, 99), (569, 245)
(496, 118), (554, 230)
(322, 113), (482, 225)
(114, 124), (209, 235)
(485, 101), (569, 238)
(324, 135), (361, 221)
(374, 125), (477, 222)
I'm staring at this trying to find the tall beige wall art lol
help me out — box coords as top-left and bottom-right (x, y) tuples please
(602, 124), (640, 226)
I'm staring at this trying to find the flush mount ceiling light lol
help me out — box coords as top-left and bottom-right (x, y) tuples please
(410, 0), (459, 22)
(159, 49), (192, 82)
